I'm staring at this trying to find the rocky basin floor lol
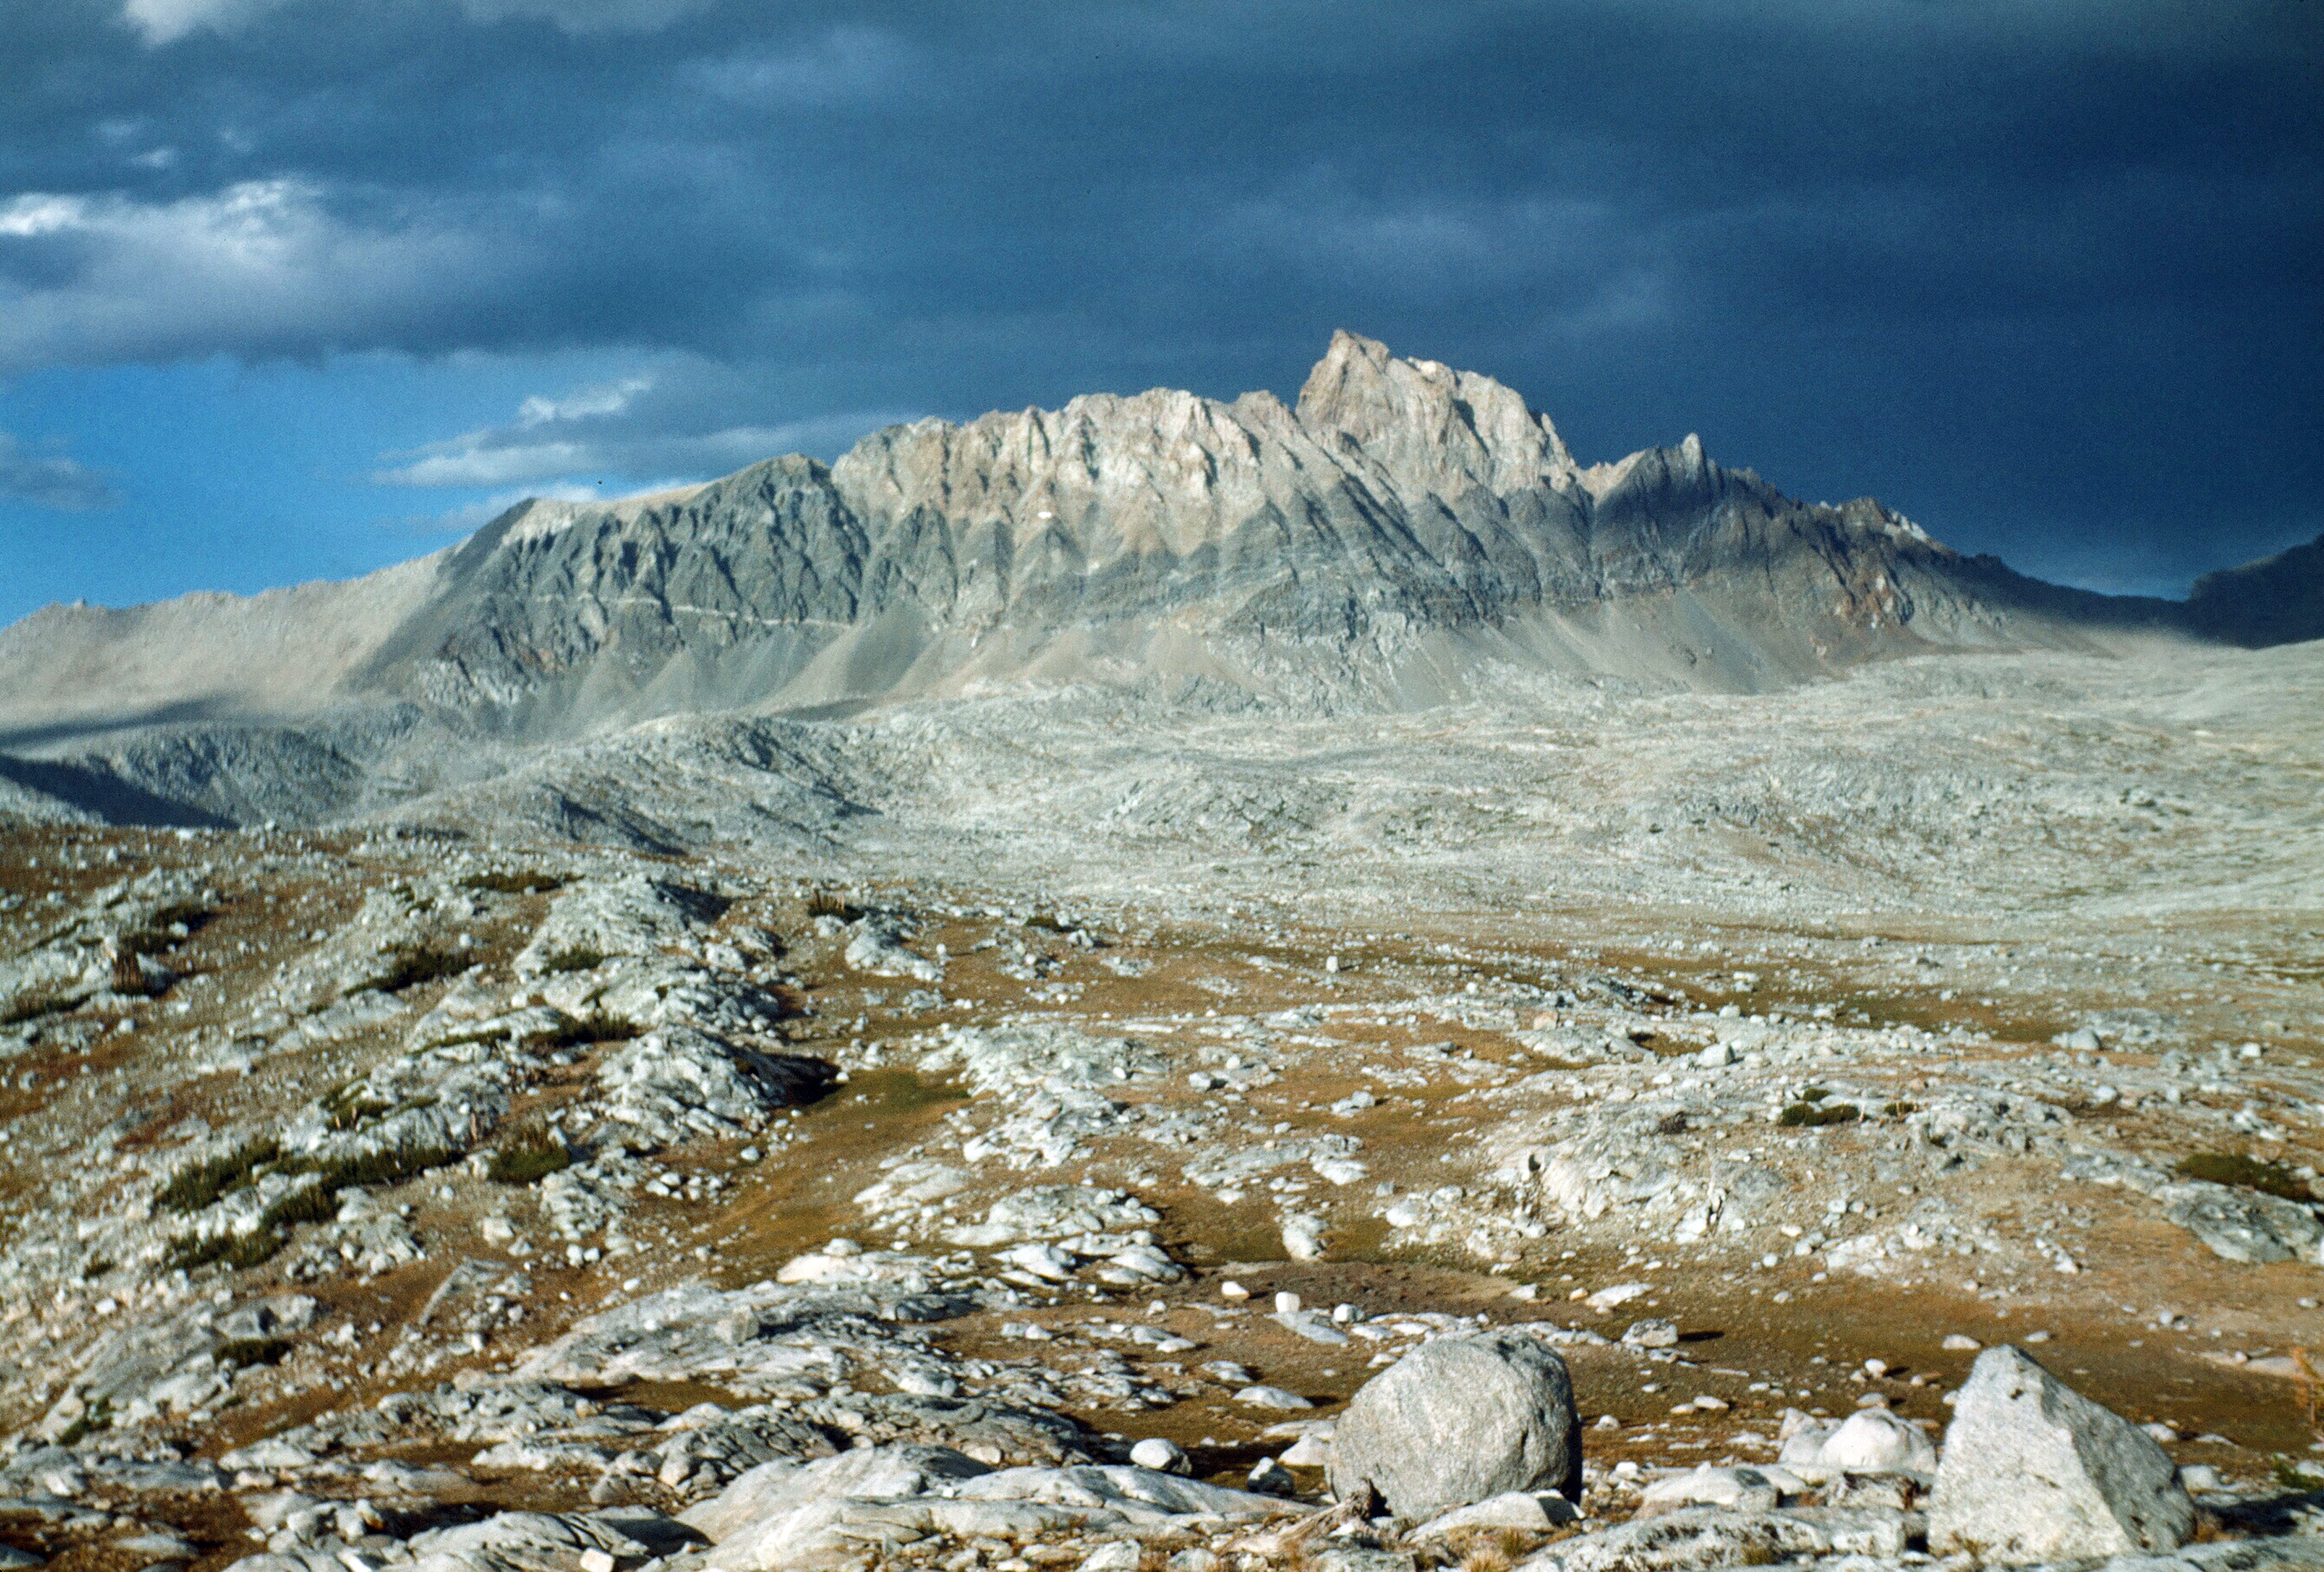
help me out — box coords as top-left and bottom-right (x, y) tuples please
(2, 824), (2322, 1572)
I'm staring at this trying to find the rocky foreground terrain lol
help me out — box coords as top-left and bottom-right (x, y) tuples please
(2, 334), (2321, 1571)
(3, 632), (2323, 1572)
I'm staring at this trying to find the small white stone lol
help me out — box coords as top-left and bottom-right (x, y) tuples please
(1235, 1384), (1314, 1411)
(1129, 1437), (1189, 1474)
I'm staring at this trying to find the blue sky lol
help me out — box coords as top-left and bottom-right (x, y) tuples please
(1, 0), (2318, 627)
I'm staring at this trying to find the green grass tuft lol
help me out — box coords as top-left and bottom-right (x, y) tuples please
(156, 1136), (281, 1213)
(1, 990), (74, 1028)
(804, 891), (863, 923)
(257, 1182), (340, 1232)
(488, 1128), (573, 1185)
(533, 1010), (641, 1050)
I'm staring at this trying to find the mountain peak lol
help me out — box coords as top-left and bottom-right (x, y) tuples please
(5, 331), (2282, 754)
(1295, 330), (1578, 496)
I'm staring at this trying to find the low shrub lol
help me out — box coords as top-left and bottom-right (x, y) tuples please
(533, 1011), (641, 1051)
(215, 1337), (292, 1369)
(361, 947), (467, 994)
(2178, 1152), (2312, 1201)
(165, 1229), (285, 1275)
(536, 946), (608, 976)
(1780, 1101), (1862, 1128)
(460, 871), (568, 896)
(277, 1139), (460, 1192)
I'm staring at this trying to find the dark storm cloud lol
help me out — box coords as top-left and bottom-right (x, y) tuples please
(0, 0), (2317, 587)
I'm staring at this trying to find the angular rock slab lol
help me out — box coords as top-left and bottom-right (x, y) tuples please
(1327, 1329), (1578, 1522)
(1929, 1345), (2194, 1564)
(2162, 1181), (2323, 1264)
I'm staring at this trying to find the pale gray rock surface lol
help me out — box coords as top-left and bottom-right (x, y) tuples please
(941, 1184), (1161, 1246)
(2161, 1181), (2324, 1264)
(682, 1445), (989, 1544)
(593, 1024), (833, 1143)
(514, 1277), (982, 1394)
(401, 1509), (680, 1572)
(1410, 1490), (1574, 1537)
(1929, 1345), (2195, 1564)
(1636, 1464), (1785, 1514)
(512, 875), (725, 977)
(1777, 1408), (1937, 1479)
(1514, 1505), (1856, 1572)
(1327, 1329), (1579, 1520)
(842, 918), (938, 981)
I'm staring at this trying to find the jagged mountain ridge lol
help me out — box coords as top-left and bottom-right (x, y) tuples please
(0, 331), (2300, 758)
(343, 331), (2182, 730)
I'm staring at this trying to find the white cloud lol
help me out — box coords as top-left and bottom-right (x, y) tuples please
(684, 25), (918, 107)
(0, 179), (491, 373)
(517, 375), (652, 428)
(121, 0), (295, 44)
(455, 0), (715, 33)
(381, 482), (598, 537)
(373, 410), (903, 488)
(373, 371), (912, 488)
(0, 432), (118, 512)
(121, 0), (710, 44)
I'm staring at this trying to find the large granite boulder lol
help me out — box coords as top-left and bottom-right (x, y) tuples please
(1929, 1345), (2194, 1564)
(1327, 1330), (1579, 1521)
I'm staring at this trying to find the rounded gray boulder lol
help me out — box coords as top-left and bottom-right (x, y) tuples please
(1326, 1329), (1580, 1520)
